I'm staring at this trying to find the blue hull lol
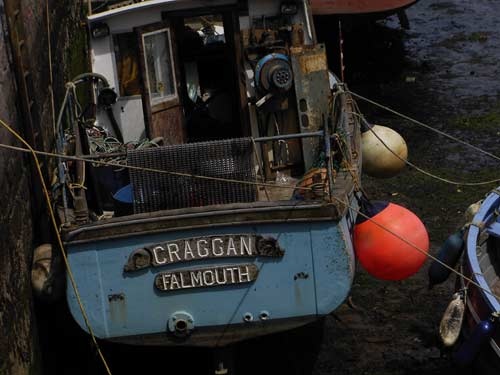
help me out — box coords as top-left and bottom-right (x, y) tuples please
(458, 190), (500, 371)
(66, 212), (355, 346)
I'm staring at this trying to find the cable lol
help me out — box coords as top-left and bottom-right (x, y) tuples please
(0, 119), (113, 375)
(348, 90), (500, 164)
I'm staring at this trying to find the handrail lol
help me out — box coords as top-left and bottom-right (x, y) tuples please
(252, 131), (324, 142)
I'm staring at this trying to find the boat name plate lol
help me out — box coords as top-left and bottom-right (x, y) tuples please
(124, 234), (283, 272)
(155, 264), (259, 292)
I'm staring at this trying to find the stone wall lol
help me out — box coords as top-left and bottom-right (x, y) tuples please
(0, 18), (38, 374)
(0, 1), (85, 373)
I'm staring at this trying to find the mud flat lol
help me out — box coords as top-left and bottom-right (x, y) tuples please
(310, 1), (500, 374)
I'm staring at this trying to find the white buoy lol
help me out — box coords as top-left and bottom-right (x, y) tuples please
(361, 124), (408, 178)
(464, 200), (482, 223)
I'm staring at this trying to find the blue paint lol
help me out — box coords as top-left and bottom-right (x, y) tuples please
(254, 53), (289, 89)
(454, 316), (498, 366)
(428, 230), (464, 288)
(66, 219), (354, 342)
(466, 192), (500, 314)
(460, 190), (500, 368)
(113, 184), (133, 204)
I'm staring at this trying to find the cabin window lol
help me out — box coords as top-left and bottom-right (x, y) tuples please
(142, 28), (177, 106)
(113, 33), (141, 96)
(177, 14), (241, 142)
(184, 15), (226, 46)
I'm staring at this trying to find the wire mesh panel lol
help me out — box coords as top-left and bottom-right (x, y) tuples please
(128, 138), (257, 213)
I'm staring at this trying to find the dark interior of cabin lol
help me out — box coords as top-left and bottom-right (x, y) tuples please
(173, 12), (244, 142)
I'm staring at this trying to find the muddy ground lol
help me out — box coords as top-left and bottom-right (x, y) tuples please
(311, 0), (500, 374)
(40, 1), (500, 374)
(254, 0), (500, 374)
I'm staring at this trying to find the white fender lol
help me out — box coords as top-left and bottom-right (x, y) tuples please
(362, 124), (408, 178)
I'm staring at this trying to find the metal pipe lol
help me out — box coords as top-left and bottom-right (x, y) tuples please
(71, 72), (110, 87)
(253, 131), (324, 142)
(324, 115), (335, 202)
(302, 0), (313, 41)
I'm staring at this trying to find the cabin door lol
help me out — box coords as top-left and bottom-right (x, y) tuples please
(136, 22), (186, 144)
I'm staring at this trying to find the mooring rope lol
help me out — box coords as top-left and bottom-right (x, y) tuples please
(3, 84), (500, 359)
(348, 110), (500, 186)
(330, 194), (500, 302)
(0, 124), (499, 303)
(0, 119), (113, 375)
(329, 117), (500, 301)
(348, 90), (500, 163)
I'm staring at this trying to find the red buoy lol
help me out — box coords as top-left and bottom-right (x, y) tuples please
(354, 202), (429, 280)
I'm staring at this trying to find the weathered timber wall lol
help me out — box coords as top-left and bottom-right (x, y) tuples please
(0, 1), (86, 374)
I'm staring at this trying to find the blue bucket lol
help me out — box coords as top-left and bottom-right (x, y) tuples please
(113, 184), (133, 216)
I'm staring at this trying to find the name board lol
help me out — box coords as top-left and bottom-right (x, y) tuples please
(155, 264), (259, 292)
(124, 234), (283, 272)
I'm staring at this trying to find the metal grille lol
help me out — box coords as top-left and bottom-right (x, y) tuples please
(128, 138), (257, 213)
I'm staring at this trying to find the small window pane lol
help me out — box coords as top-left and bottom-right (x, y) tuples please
(143, 29), (176, 105)
(113, 33), (141, 96)
(184, 16), (225, 45)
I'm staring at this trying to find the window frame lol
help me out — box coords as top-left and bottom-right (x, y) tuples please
(141, 27), (178, 108)
(112, 32), (142, 98)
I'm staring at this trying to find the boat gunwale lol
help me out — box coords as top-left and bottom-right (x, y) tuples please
(310, 0), (417, 15)
(63, 198), (351, 245)
(466, 191), (500, 314)
(459, 263), (500, 357)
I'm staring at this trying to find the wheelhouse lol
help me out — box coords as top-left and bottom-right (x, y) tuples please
(57, 0), (361, 347)
(68, 0), (360, 221)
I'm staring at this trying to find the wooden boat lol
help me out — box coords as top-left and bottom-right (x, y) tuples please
(310, 0), (418, 15)
(46, 1), (366, 362)
(456, 190), (500, 372)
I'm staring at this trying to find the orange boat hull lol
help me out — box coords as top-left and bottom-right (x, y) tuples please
(311, 0), (417, 15)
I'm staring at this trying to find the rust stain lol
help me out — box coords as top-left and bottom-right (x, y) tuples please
(299, 54), (327, 74)
(108, 293), (127, 325)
